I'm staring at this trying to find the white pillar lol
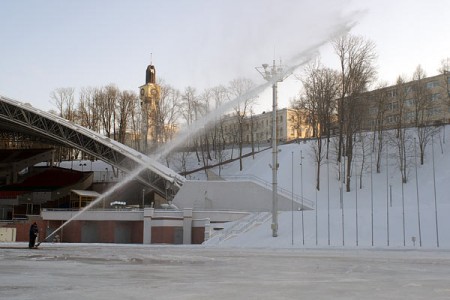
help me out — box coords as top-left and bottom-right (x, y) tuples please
(183, 208), (193, 244)
(143, 207), (154, 244)
(204, 218), (211, 242)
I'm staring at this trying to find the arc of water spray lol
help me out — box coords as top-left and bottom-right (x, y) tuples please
(41, 13), (360, 244)
(155, 24), (357, 159)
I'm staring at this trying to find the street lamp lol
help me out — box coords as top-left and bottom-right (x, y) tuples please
(300, 150), (304, 245)
(256, 60), (284, 237)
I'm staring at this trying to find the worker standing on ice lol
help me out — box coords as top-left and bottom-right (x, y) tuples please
(28, 222), (38, 249)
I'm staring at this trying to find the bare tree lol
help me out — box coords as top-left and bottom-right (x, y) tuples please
(78, 87), (101, 132)
(333, 33), (377, 192)
(116, 90), (137, 145)
(128, 92), (142, 151)
(355, 130), (371, 189)
(180, 86), (205, 163)
(394, 76), (409, 183)
(368, 83), (388, 173)
(181, 87), (196, 127)
(50, 87), (77, 160)
(411, 65), (436, 164)
(195, 88), (215, 171)
(228, 78), (257, 171)
(298, 60), (339, 190)
(438, 57), (450, 74)
(95, 84), (119, 139)
(210, 85), (228, 157)
(50, 87), (76, 121)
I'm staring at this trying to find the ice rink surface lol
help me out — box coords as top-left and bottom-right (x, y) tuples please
(1, 243), (450, 299)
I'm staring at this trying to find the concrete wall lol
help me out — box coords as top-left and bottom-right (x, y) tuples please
(173, 180), (307, 212)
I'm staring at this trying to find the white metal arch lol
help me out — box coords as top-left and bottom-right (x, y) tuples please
(0, 95), (185, 195)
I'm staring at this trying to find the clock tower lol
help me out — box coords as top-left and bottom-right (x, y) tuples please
(140, 64), (161, 153)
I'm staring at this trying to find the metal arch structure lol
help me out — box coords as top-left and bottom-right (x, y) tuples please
(0, 95), (186, 196)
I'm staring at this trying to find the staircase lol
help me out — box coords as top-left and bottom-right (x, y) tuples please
(204, 212), (271, 245)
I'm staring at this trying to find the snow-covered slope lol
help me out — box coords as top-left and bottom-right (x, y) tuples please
(199, 127), (450, 249)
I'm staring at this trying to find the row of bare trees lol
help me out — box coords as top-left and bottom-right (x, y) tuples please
(292, 34), (376, 191)
(175, 78), (257, 173)
(293, 33), (449, 193)
(49, 77), (258, 173)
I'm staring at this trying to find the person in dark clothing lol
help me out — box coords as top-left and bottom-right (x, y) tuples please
(29, 222), (38, 249)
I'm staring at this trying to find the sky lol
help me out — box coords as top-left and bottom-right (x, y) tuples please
(0, 0), (449, 113)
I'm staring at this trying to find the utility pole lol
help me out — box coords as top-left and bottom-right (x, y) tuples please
(300, 150), (304, 245)
(256, 59), (284, 237)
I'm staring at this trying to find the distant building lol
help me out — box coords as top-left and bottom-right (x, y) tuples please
(219, 108), (315, 145)
(139, 64), (161, 153)
(363, 72), (450, 130)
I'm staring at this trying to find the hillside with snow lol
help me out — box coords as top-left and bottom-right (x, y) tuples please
(186, 126), (450, 249)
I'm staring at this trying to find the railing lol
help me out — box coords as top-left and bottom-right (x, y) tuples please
(205, 212), (271, 244)
(221, 174), (315, 208)
(42, 207), (142, 212)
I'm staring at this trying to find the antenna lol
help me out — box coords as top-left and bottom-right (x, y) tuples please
(150, 53), (153, 65)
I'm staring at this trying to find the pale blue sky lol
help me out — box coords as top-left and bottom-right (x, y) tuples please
(0, 0), (449, 112)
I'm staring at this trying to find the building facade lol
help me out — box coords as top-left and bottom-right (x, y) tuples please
(139, 65), (161, 152)
(363, 73), (450, 130)
(220, 108), (315, 145)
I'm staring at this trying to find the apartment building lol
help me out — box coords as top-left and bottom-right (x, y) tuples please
(364, 73), (450, 129)
(220, 108), (315, 145)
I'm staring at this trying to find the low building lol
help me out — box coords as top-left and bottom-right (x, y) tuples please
(220, 108), (315, 146)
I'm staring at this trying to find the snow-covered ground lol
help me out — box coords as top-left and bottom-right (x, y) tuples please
(2, 243), (450, 300)
(190, 127), (450, 249)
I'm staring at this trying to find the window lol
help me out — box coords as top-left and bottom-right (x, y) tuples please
(369, 107), (378, 115)
(405, 98), (415, 107)
(386, 102), (398, 111)
(427, 107), (440, 116)
(406, 112), (415, 121)
(431, 93), (441, 101)
(368, 119), (377, 127)
(387, 89), (397, 98)
(426, 81), (439, 89)
(386, 115), (399, 124)
(405, 86), (414, 94)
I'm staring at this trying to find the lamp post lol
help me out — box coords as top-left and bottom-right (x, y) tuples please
(256, 59), (284, 237)
(300, 150), (304, 245)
